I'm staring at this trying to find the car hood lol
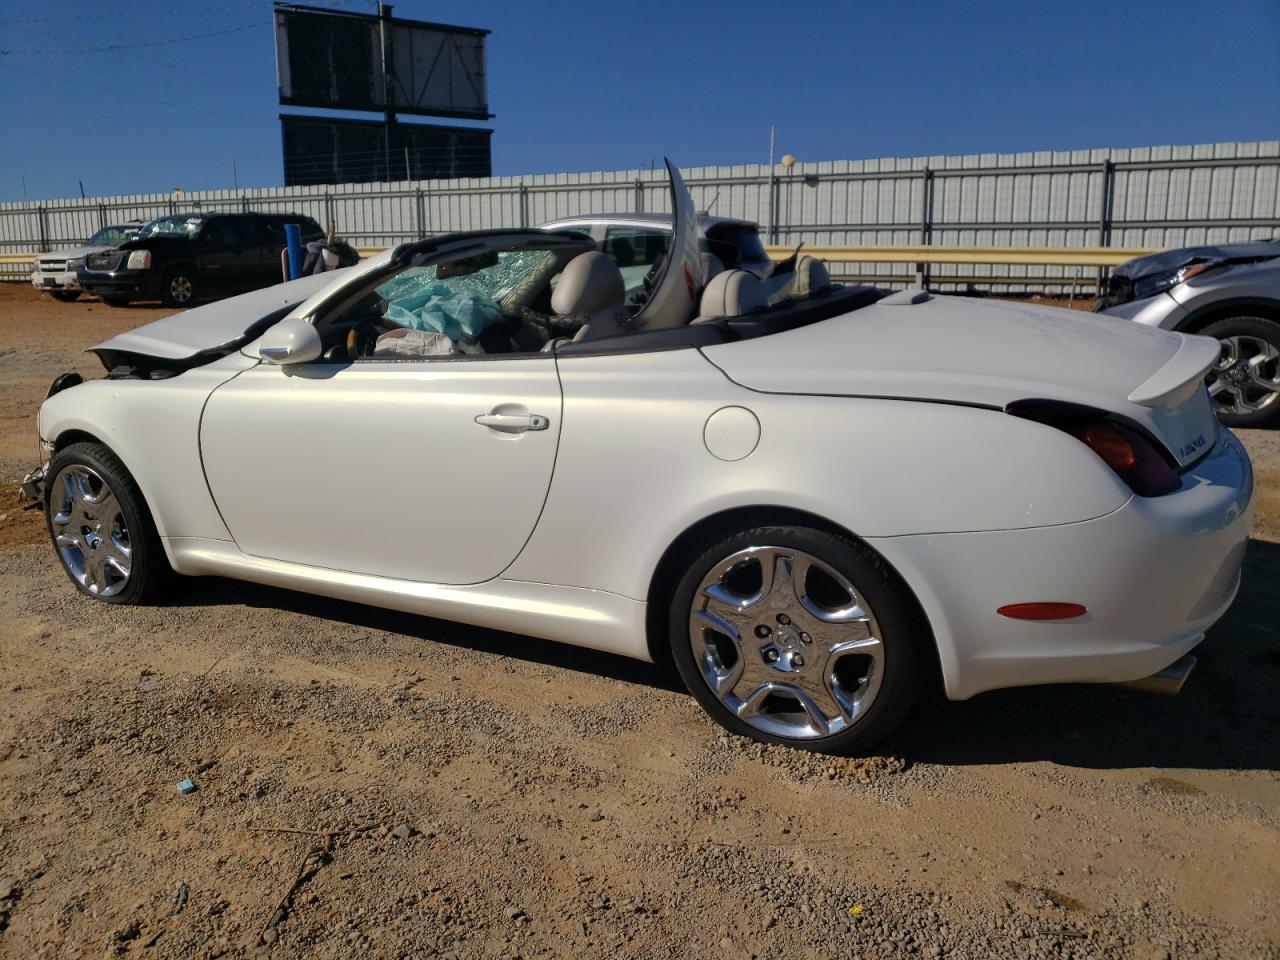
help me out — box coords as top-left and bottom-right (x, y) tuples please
(39, 244), (112, 261)
(1113, 241), (1279, 279)
(89, 271), (342, 362)
(702, 294), (1222, 467)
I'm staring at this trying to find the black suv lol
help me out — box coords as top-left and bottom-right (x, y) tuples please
(77, 212), (324, 307)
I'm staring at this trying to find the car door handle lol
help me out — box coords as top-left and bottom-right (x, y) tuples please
(474, 411), (550, 433)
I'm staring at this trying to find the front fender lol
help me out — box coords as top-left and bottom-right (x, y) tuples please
(37, 361), (250, 545)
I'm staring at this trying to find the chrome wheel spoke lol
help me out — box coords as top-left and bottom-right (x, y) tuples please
(689, 545), (887, 741)
(47, 464), (132, 598)
(1212, 336), (1280, 415)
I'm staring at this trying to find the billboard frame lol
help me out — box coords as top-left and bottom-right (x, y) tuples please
(273, 2), (493, 121)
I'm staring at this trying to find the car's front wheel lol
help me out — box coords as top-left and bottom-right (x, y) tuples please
(102, 296), (131, 308)
(44, 442), (170, 604)
(161, 267), (196, 308)
(50, 289), (80, 303)
(1202, 315), (1280, 428)
(669, 525), (929, 755)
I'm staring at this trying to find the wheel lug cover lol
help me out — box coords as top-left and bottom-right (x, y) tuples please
(755, 625), (772, 638)
(793, 654), (805, 668)
(777, 613), (791, 625)
(765, 648), (779, 663)
(800, 633), (812, 644)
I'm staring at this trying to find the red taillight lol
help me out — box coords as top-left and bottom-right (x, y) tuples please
(998, 602), (1087, 621)
(1067, 421), (1179, 497)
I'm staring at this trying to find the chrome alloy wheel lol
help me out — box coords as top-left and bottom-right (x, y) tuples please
(689, 546), (884, 740)
(169, 274), (193, 303)
(1207, 335), (1280, 416)
(49, 465), (132, 598)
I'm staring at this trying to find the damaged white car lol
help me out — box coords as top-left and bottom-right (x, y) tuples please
(29, 163), (1254, 755)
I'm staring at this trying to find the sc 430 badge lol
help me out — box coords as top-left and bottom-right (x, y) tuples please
(1178, 433), (1208, 459)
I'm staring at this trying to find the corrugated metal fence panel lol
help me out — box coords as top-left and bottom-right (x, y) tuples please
(4, 141), (1278, 288)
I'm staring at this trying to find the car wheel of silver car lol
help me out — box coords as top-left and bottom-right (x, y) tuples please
(669, 525), (930, 755)
(161, 268), (196, 308)
(45, 442), (170, 605)
(1201, 316), (1280, 428)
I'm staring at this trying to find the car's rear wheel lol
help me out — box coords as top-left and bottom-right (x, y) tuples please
(1201, 315), (1280, 428)
(50, 289), (80, 303)
(161, 267), (196, 308)
(668, 525), (929, 755)
(45, 442), (170, 604)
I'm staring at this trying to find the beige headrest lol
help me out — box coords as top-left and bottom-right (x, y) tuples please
(794, 255), (831, 296)
(551, 252), (625, 319)
(697, 269), (766, 320)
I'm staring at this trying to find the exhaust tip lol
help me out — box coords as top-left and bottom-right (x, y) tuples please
(1119, 654), (1197, 696)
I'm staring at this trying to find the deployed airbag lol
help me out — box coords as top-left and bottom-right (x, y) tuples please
(384, 280), (503, 340)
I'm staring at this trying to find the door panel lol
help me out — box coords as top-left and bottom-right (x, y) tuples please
(200, 357), (561, 585)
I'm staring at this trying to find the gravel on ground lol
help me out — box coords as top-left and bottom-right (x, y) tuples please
(1, 284), (1277, 959)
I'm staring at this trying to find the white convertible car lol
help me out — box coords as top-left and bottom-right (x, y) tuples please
(31, 163), (1254, 754)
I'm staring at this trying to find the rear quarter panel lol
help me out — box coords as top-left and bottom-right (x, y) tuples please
(506, 349), (1131, 601)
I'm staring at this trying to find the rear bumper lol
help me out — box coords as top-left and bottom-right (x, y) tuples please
(871, 428), (1254, 701)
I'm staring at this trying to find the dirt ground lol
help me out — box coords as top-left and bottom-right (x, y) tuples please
(0, 283), (1277, 960)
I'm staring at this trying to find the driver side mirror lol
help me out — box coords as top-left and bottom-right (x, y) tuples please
(259, 316), (322, 365)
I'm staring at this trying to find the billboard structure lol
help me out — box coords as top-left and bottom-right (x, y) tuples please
(281, 115), (492, 185)
(273, 2), (493, 185)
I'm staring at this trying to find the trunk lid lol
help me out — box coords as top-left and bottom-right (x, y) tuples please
(702, 294), (1221, 468)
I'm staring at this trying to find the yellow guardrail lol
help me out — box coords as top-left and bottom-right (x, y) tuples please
(5, 244), (1155, 270)
(762, 245), (1155, 268)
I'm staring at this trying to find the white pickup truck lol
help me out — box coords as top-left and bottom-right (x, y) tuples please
(30, 223), (141, 302)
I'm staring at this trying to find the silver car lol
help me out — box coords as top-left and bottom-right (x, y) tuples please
(1099, 238), (1280, 427)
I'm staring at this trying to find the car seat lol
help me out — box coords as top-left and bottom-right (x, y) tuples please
(763, 255), (832, 304)
(549, 251), (631, 341)
(693, 269), (767, 322)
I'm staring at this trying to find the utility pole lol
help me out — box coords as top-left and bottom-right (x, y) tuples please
(766, 126), (776, 243)
(233, 160), (239, 191)
(378, 2), (396, 182)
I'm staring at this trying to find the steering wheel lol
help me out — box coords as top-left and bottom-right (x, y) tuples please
(345, 318), (385, 358)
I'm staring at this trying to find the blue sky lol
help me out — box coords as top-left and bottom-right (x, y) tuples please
(0, 0), (1277, 202)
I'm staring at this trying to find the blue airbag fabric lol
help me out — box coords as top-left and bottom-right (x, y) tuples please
(385, 282), (502, 340)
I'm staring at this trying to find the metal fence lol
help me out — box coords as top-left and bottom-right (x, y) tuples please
(3, 140), (1278, 292)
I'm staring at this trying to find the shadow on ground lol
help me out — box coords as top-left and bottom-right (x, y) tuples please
(174, 538), (1280, 773)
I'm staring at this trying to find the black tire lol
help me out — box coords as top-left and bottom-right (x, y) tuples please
(49, 289), (80, 303)
(668, 524), (930, 755)
(44, 441), (171, 605)
(1200, 315), (1280, 429)
(160, 266), (196, 308)
(102, 296), (131, 308)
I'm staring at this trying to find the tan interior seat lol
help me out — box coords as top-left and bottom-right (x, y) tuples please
(693, 269), (767, 323)
(763, 254), (833, 304)
(793, 255), (832, 296)
(551, 251), (631, 341)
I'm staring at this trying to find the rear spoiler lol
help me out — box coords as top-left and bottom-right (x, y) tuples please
(1126, 334), (1221, 408)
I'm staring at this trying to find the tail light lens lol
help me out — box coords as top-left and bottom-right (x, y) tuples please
(1066, 422), (1179, 496)
(1006, 399), (1181, 498)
